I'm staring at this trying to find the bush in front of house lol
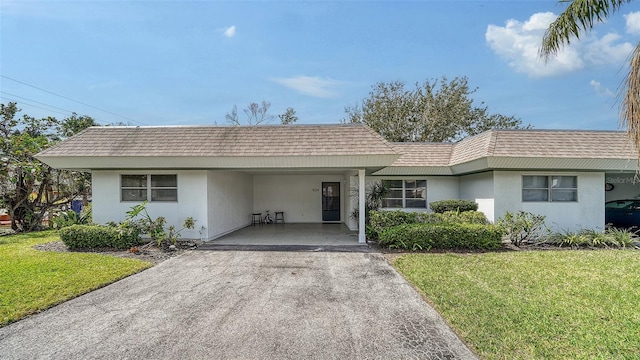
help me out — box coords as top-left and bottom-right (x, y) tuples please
(437, 210), (489, 225)
(496, 211), (549, 246)
(59, 223), (142, 250)
(429, 199), (478, 213)
(369, 210), (419, 239)
(546, 228), (639, 249)
(369, 209), (489, 239)
(378, 222), (503, 251)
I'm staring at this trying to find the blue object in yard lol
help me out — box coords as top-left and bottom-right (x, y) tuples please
(71, 200), (83, 214)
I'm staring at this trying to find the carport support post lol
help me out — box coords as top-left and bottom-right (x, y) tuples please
(358, 169), (366, 243)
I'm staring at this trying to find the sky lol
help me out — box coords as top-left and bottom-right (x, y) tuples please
(1, 0), (640, 130)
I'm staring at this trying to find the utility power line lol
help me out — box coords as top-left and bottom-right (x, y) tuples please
(0, 75), (146, 125)
(0, 94), (75, 118)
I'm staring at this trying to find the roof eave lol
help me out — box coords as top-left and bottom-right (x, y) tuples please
(36, 154), (400, 170)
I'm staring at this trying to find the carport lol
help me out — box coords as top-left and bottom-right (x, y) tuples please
(205, 223), (360, 246)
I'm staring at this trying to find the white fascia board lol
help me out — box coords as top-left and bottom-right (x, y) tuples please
(36, 154), (400, 170)
(486, 157), (638, 172)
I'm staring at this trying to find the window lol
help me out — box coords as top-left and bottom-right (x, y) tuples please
(382, 179), (426, 208)
(150, 175), (178, 201)
(121, 175), (148, 202)
(522, 176), (577, 202)
(121, 174), (177, 202)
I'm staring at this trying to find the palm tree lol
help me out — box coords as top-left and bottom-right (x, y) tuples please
(540, 0), (640, 158)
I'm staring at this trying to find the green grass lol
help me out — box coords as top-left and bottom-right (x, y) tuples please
(393, 251), (640, 360)
(0, 231), (152, 326)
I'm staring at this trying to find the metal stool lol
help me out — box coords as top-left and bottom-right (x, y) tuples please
(275, 211), (285, 224)
(251, 212), (262, 226)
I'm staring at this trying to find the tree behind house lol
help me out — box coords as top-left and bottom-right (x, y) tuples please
(226, 101), (275, 126)
(344, 76), (528, 142)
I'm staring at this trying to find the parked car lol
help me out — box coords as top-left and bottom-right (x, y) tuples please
(605, 199), (640, 230)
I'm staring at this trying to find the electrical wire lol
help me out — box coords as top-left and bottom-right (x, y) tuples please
(0, 95), (76, 118)
(0, 75), (146, 125)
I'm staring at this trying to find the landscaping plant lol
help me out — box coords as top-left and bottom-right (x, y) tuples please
(548, 227), (639, 249)
(429, 199), (478, 213)
(496, 211), (549, 246)
(59, 223), (142, 250)
(350, 180), (390, 236)
(51, 209), (92, 229)
(125, 201), (196, 248)
(378, 222), (503, 251)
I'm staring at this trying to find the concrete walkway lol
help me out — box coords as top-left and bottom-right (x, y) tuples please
(0, 251), (477, 360)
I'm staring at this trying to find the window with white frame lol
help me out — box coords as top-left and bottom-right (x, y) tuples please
(121, 174), (177, 202)
(522, 175), (577, 202)
(382, 179), (427, 208)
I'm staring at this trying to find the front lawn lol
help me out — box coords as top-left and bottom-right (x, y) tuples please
(0, 231), (151, 326)
(393, 250), (640, 360)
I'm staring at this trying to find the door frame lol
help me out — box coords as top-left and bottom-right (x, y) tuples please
(321, 182), (341, 222)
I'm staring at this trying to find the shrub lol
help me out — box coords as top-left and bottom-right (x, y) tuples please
(438, 210), (489, 225)
(369, 210), (419, 239)
(59, 224), (142, 250)
(124, 201), (195, 248)
(379, 223), (503, 251)
(369, 209), (489, 239)
(429, 200), (478, 213)
(606, 227), (639, 248)
(547, 228), (639, 249)
(51, 210), (91, 229)
(496, 211), (549, 246)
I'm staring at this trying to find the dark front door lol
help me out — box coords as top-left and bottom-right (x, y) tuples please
(322, 182), (340, 222)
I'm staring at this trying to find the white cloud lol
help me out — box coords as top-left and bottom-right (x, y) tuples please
(486, 12), (633, 78)
(584, 32), (634, 64)
(271, 76), (343, 98)
(590, 80), (614, 97)
(625, 11), (640, 34)
(223, 25), (236, 38)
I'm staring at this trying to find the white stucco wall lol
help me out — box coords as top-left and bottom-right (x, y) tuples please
(605, 173), (640, 201)
(253, 174), (347, 223)
(206, 170), (253, 240)
(493, 171), (605, 231)
(92, 170), (208, 239)
(459, 172), (495, 222)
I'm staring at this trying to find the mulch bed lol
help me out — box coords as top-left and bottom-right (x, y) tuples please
(33, 241), (186, 265)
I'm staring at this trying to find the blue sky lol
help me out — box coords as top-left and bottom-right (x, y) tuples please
(1, 1), (639, 130)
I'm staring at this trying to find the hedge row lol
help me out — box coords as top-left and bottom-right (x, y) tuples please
(369, 210), (489, 239)
(379, 223), (503, 251)
(429, 199), (478, 213)
(59, 224), (143, 250)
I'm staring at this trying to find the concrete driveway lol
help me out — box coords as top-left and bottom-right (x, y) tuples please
(0, 250), (476, 359)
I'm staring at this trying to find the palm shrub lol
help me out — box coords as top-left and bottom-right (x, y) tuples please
(51, 210), (92, 229)
(350, 180), (390, 236)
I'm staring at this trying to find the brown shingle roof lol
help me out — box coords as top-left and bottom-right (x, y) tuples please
(38, 124), (398, 157)
(380, 129), (635, 170)
(488, 130), (635, 159)
(389, 143), (452, 167)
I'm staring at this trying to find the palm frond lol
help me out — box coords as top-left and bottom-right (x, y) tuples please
(540, 0), (630, 60)
(621, 42), (640, 160)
